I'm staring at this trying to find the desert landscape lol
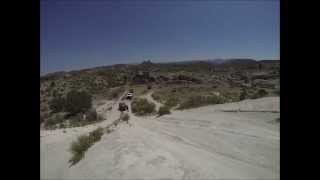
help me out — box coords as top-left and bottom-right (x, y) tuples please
(41, 59), (280, 179)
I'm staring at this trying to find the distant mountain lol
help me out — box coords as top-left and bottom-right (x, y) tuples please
(224, 58), (257, 63)
(259, 60), (280, 63)
(206, 59), (229, 64)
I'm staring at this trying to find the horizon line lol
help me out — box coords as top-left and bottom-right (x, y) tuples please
(41, 58), (279, 77)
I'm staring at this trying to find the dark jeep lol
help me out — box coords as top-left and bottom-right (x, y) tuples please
(118, 102), (128, 112)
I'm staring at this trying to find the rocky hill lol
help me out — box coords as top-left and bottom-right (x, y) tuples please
(40, 59), (279, 122)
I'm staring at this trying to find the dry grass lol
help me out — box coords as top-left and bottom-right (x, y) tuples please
(178, 94), (226, 110)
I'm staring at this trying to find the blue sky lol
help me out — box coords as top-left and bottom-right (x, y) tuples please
(41, 0), (279, 75)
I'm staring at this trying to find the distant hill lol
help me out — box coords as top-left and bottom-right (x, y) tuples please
(40, 59), (279, 94)
(206, 59), (229, 64)
(40, 58), (279, 119)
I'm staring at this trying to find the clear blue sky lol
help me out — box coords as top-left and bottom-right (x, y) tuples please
(41, 0), (279, 75)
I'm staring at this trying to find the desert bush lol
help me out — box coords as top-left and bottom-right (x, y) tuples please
(50, 81), (55, 87)
(86, 109), (98, 122)
(258, 89), (268, 97)
(88, 127), (104, 143)
(68, 114), (83, 127)
(151, 93), (162, 103)
(65, 90), (92, 115)
(178, 94), (226, 110)
(239, 89), (248, 101)
(158, 105), (171, 116)
(69, 135), (90, 166)
(131, 98), (156, 116)
(44, 113), (65, 129)
(69, 127), (104, 166)
(121, 113), (130, 122)
(220, 90), (240, 102)
(68, 110), (103, 128)
(49, 96), (66, 113)
(252, 89), (268, 99)
(59, 123), (66, 129)
(164, 96), (179, 108)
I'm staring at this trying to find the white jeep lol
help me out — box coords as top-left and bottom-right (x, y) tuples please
(126, 92), (133, 100)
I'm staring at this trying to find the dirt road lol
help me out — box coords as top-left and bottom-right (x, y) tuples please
(41, 96), (279, 180)
(143, 91), (163, 111)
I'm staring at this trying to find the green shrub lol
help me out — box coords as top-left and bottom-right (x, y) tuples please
(252, 89), (269, 99)
(68, 111), (102, 127)
(50, 81), (55, 87)
(258, 89), (268, 97)
(59, 123), (66, 129)
(178, 95), (226, 110)
(69, 127), (104, 166)
(69, 135), (90, 166)
(86, 109), (98, 122)
(164, 96), (179, 108)
(151, 93), (162, 103)
(220, 90), (240, 102)
(131, 98), (156, 116)
(68, 114), (83, 127)
(121, 113), (130, 122)
(65, 90), (92, 115)
(88, 127), (104, 143)
(158, 105), (171, 116)
(239, 89), (248, 101)
(49, 96), (66, 113)
(70, 113), (81, 120)
(44, 113), (64, 129)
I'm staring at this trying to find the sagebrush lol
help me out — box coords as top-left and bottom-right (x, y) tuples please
(121, 113), (130, 122)
(69, 127), (104, 166)
(65, 90), (92, 115)
(131, 98), (156, 116)
(158, 105), (171, 116)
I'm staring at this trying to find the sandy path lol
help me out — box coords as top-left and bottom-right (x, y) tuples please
(41, 96), (279, 180)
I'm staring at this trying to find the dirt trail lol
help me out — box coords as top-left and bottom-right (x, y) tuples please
(140, 91), (163, 111)
(41, 96), (279, 180)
